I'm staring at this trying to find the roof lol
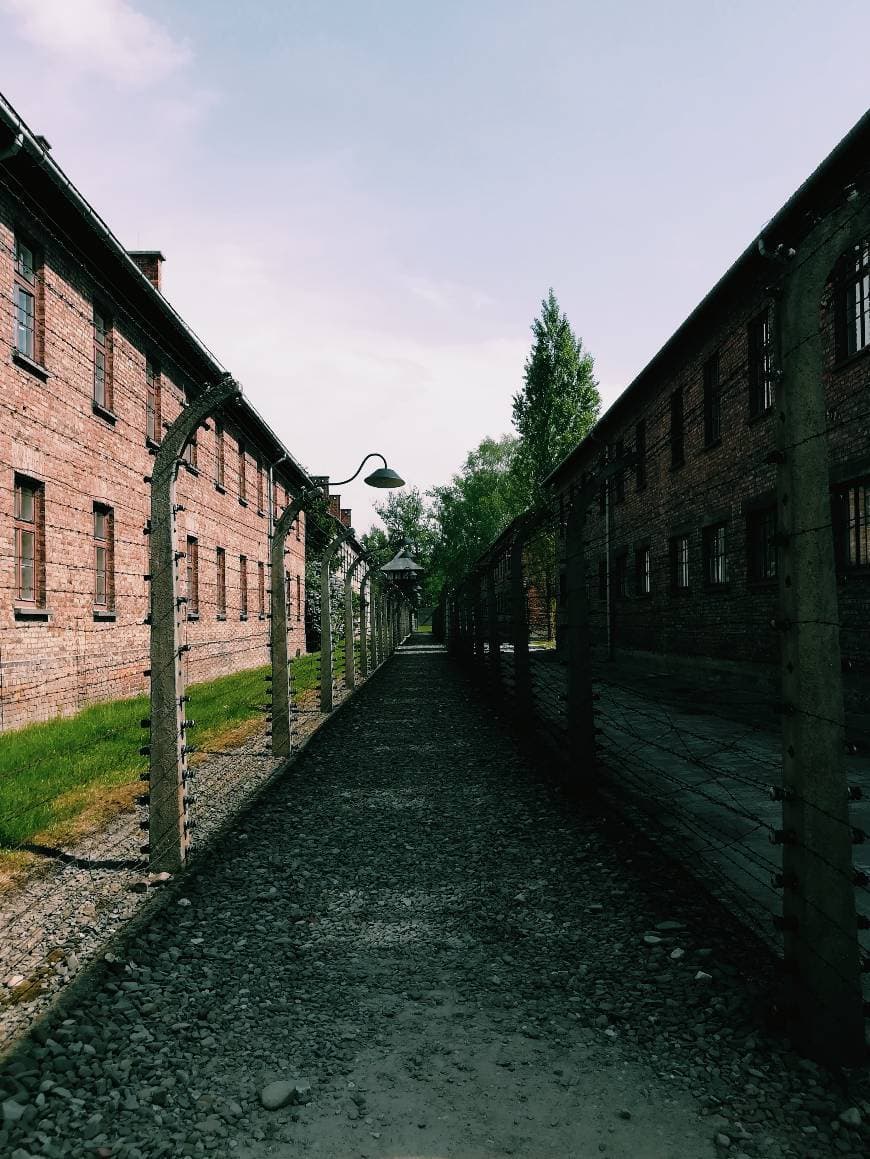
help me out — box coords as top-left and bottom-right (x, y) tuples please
(381, 548), (424, 573)
(545, 105), (870, 489)
(0, 91), (313, 494)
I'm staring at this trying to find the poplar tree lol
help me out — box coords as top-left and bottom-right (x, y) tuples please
(511, 288), (601, 505)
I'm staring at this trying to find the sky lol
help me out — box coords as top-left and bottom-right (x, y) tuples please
(0, 0), (868, 531)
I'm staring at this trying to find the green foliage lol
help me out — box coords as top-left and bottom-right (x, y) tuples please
(511, 288), (601, 506)
(362, 486), (439, 604)
(428, 434), (524, 591)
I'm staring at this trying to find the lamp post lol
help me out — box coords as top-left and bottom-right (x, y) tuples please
(270, 452), (404, 760)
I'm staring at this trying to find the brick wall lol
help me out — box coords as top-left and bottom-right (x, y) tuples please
(0, 187), (307, 731)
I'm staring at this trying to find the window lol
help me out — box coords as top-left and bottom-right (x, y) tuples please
(748, 310), (773, 415)
(635, 545), (651, 595)
(835, 240), (870, 360)
(14, 475), (44, 604)
(614, 438), (625, 503)
(256, 460), (264, 514)
(184, 432), (198, 471)
(703, 523), (728, 586)
(703, 351), (721, 446)
(93, 307), (112, 411)
(186, 537), (199, 617)
(670, 534), (690, 591)
(670, 388), (684, 467)
(257, 560), (265, 617)
(833, 479), (870, 570)
(747, 506), (777, 582)
(145, 359), (161, 444)
(635, 419), (646, 491)
(614, 551), (628, 597)
(238, 441), (247, 503)
(13, 237), (38, 361)
(216, 547), (226, 617)
(215, 423), (225, 488)
(240, 555), (248, 619)
(93, 504), (114, 609)
(296, 574), (301, 621)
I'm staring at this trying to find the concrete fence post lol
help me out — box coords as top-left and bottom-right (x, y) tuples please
(359, 566), (371, 678)
(148, 374), (241, 872)
(344, 550), (365, 689)
(773, 197), (870, 1066)
(320, 525), (353, 713)
(486, 562), (500, 681)
(270, 487), (319, 761)
(472, 572), (485, 662)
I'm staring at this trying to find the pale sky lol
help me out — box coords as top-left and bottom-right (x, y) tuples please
(1, 0), (868, 530)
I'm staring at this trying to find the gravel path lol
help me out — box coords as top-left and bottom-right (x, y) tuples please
(1, 638), (868, 1158)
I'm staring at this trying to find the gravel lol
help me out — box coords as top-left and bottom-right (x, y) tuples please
(0, 639), (868, 1158)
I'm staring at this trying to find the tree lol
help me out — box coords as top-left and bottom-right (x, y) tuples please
(511, 288), (601, 506)
(360, 486), (439, 606)
(428, 434), (523, 594)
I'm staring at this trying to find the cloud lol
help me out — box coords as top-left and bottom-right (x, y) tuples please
(0, 0), (191, 88)
(404, 274), (495, 313)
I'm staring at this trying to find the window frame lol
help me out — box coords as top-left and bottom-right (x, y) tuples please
(835, 240), (870, 362)
(13, 474), (45, 606)
(239, 554), (248, 619)
(635, 419), (646, 491)
(748, 309), (774, 416)
(833, 477), (870, 571)
(614, 438), (625, 504)
(93, 503), (114, 611)
(296, 574), (301, 621)
(186, 536), (199, 618)
(256, 459), (264, 515)
(214, 423), (226, 489)
(93, 305), (113, 413)
(747, 505), (778, 584)
(257, 560), (265, 618)
(669, 533), (690, 592)
(13, 235), (40, 363)
(216, 546), (227, 618)
(702, 521), (729, 587)
(635, 544), (651, 597)
(238, 440), (247, 505)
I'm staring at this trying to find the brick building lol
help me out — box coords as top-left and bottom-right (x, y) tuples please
(0, 93), (311, 731)
(547, 110), (870, 698)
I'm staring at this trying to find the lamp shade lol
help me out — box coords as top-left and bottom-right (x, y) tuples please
(364, 466), (405, 488)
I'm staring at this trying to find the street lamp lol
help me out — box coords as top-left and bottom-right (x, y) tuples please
(327, 452), (405, 490)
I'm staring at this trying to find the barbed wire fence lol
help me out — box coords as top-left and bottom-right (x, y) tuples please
(445, 192), (870, 1066)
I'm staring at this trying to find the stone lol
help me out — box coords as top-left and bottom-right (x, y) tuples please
(643, 935), (663, 946)
(2, 1099), (26, 1123)
(655, 921), (687, 931)
(670, 948), (685, 960)
(839, 1107), (862, 1127)
(695, 971), (713, 983)
(715, 1133), (732, 1147)
(260, 1079), (311, 1111)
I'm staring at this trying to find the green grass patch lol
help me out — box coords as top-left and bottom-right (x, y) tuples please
(0, 647), (346, 855)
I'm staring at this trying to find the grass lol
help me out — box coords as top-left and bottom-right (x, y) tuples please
(0, 646), (349, 879)
(415, 622), (433, 634)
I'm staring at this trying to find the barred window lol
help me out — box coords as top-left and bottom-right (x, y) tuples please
(614, 551), (628, 597)
(670, 388), (684, 467)
(670, 534), (690, 591)
(835, 240), (870, 360)
(614, 438), (625, 503)
(748, 310), (773, 415)
(257, 560), (265, 617)
(635, 545), (651, 595)
(635, 419), (646, 491)
(833, 478), (870, 570)
(256, 459), (264, 514)
(240, 555), (248, 619)
(703, 523), (728, 586)
(238, 441), (247, 503)
(14, 237), (38, 361)
(215, 423), (225, 488)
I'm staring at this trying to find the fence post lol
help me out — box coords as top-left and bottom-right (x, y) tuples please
(320, 525), (352, 713)
(270, 488), (318, 761)
(344, 551), (365, 689)
(510, 519), (533, 722)
(359, 566), (371, 678)
(486, 562), (500, 681)
(564, 495), (594, 780)
(774, 198), (870, 1066)
(148, 374), (240, 873)
(472, 571), (485, 663)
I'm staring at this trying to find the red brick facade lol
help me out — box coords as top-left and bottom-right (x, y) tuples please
(0, 102), (309, 731)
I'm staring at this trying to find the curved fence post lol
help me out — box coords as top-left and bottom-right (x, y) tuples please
(486, 559), (500, 681)
(148, 373), (241, 873)
(270, 485), (320, 761)
(344, 550), (365, 689)
(320, 524), (353, 713)
(564, 494), (594, 779)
